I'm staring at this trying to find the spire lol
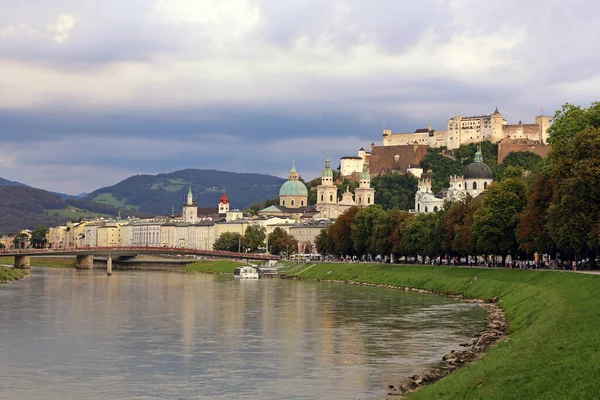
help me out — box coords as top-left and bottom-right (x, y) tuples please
(288, 160), (299, 181)
(493, 106), (500, 115)
(290, 160), (297, 173)
(360, 162), (370, 181)
(322, 153), (333, 177)
(474, 144), (483, 163)
(220, 189), (229, 205)
(185, 182), (195, 206)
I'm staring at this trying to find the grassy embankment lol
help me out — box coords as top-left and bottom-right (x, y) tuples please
(0, 266), (27, 283)
(0, 256), (76, 268)
(286, 263), (600, 399)
(182, 259), (243, 274)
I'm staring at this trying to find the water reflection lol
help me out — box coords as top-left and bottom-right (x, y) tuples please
(0, 268), (485, 400)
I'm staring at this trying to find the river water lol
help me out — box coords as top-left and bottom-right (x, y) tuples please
(0, 268), (485, 400)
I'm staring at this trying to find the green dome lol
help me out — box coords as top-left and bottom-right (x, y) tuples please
(279, 180), (308, 196)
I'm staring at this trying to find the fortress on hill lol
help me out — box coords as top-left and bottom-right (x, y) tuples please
(340, 108), (552, 178)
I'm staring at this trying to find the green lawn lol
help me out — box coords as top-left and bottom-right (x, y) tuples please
(0, 256), (76, 268)
(293, 264), (600, 400)
(0, 266), (27, 283)
(182, 259), (244, 273)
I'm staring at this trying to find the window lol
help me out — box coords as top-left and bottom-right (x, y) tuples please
(282, 200), (285, 206)
(330, 194), (333, 202)
(484, 182), (488, 189)
(301, 200), (304, 206)
(417, 204), (420, 211)
(473, 182), (477, 190)
(291, 200), (295, 206)
(434, 206), (438, 212)
(425, 206), (428, 212)
(368, 197), (371, 204)
(320, 195), (324, 201)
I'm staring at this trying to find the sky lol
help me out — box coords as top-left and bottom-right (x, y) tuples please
(0, 0), (599, 194)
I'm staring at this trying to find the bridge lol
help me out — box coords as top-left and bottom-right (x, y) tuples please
(2, 246), (279, 274)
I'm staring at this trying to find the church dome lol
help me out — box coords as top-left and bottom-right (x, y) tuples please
(464, 147), (493, 180)
(279, 160), (308, 196)
(279, 180), (308, 196)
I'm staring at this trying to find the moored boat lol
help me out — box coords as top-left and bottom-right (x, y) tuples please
(233, 265), (260, 279)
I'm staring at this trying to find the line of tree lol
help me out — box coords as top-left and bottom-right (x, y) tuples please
(316, 102), (600, 268)
(212, 226), (298, 256)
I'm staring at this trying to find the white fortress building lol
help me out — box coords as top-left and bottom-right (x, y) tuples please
(340, 108), (551, 177)
(414, 146), (493, 213)
(382, 108), (550, 149)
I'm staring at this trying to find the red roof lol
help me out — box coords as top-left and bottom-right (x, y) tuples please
(219, 190), (229, 204)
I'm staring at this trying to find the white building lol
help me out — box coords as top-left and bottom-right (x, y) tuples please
(414, 146), (493, 213)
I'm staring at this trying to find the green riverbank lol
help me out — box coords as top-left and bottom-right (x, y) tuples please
(182, 259), (246, 273)
(289, 263), (599, 399)
(0, 266), (28, 283)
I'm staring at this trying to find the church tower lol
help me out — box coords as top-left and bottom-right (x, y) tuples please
(316, 154), (338, 205)
(218, 189), (230, 215)
(354, 163), (375, 206)
(182, 183), (198, 223)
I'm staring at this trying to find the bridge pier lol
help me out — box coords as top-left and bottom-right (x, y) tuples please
(14, 255), (31, 269)
(75, 255), (94, 269)
(107, 255), (112, 276)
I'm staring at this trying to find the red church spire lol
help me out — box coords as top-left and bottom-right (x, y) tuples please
(220, 189), (229, 204)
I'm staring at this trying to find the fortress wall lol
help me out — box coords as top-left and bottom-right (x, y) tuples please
(368, 144), (430, 176)
(383, 132), (429, 146)
(498, 141), (552, 164)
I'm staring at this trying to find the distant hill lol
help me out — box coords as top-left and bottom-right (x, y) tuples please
(84, 169), (286, 215)
(0, 176), (82, 200)
(0, 186), (149, 234)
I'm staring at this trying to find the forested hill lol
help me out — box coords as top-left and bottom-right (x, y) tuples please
(84, 169), (286, 215)
(0, 186), (149, 234)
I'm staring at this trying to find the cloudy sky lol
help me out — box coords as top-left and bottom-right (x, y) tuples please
(0, 0), (598, 194)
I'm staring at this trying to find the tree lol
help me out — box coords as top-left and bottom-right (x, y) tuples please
(371, 173), (418, 210)
(547, 102), (600, 145)
(267, 227), (298, 256)
(546, 126), (600, 263)
(351, 205), (387, 255)
(388, 210), (415, 257)
(502, 165), (524, 180)
(246, 202), (261, 216)
(501, 151), (544, 173)
(442, 196), (481, 257)
(329, 207), (359, 257)
(518, 172), (556, 256)
(315, 226), (335, 256)
(13, 233), (29, 249)
(30, 225), (47, 248)
(213, 232), (243, 252)
(402, 212), (443, 258)
(472, 178), (529, 261)
(243, 225), (266, 252)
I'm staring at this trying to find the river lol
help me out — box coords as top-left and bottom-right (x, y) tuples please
(0, 267), (485, 399)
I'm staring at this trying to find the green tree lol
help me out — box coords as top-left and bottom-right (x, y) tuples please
(13, 232), (29, 249)
(402, 212), (443, 258)
(472, 178), (529, 261)
(351, 204), (387, 255)
(501, 151), (544, 173)
(371, 172), (418, 210)
(246, 202), (261, 216)
(547, 102), (600, 145)
(502, 165), (524, 179)
(213, 232), (243, 252)
(442, 196), (481, 257)
(267, 227), (297, 256)
(546, 126), (600, 263)
(330, 207), (359, 257)
(315, 226), (335, 256)
(30, 225), (47, 248)
(243, 224), (266, 252)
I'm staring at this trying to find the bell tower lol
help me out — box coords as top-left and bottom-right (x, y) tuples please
(354, 163), (375, 206)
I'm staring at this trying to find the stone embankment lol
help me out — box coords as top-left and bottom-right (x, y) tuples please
(285, 277), (507, 399)
(387, 300), (506, 397)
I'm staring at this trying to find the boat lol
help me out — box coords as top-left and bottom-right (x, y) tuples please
(233, 265), (260, 279)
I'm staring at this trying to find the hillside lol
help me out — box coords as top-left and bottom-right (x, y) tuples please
(0, 186), (148, 234)
(84, 169), (286, 215)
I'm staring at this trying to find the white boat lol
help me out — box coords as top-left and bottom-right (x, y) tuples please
(233, 265), (260, 279)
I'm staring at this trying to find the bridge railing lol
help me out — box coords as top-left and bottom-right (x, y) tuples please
(1, 246), (278, 260)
